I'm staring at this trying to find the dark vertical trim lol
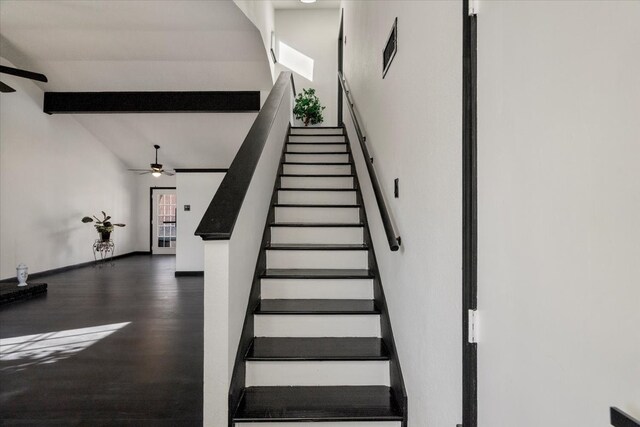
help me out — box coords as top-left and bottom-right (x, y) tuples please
(462, 0), (478, 426)
(149, 187), (176, 254)
(337, 9), (344, 126)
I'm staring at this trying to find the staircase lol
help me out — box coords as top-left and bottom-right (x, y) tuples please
(231, 126), (406, 426)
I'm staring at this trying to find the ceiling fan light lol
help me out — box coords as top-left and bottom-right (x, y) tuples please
(300, 0), (316, 3)
(152, 171), (162, 178)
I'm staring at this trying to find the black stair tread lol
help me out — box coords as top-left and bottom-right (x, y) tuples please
(270, 222), (364, 227)
(280, 174), (355, 177)
(274, 204), (361, 208)
(265, 243), (368, 250)
(287, 151), (348, 154)
(289, 133), (345, 136)
(287, 143), (347, 145)
(246, 337), (389, 361)
(290, 126), (343, 129)
(286, 152), (348, 155)
(278, 187), (356, 192)
(262, 268), (374, 279)
(233, 386), (403, 422)
(255, 299), (379, 314)
(284, 162), (352, 165)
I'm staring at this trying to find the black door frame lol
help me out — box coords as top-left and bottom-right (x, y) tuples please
(337, 9), (344, 126)
(462, 0), (478, 426)
(149, 186), (177, 254)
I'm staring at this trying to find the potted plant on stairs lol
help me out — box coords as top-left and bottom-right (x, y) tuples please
(82, 211), (125, 241)
(293, 88), (326, 126)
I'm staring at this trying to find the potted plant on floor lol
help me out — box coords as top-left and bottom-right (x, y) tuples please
(82, 211), (125, 241)
(293, 88), (326, 126)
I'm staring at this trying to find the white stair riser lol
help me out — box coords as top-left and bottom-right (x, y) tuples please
(245, 361), (390, 387)
(254, 314), (381, 337)
(289, 135), (345, 143)
(281, 176), (353, 189)
(237, 423), (401, 427)
(290, 128), (343, 135)
(270, 227), (364, 245)
(278, 190), (356, 205)
(288, 144), (347, 153)
(261, 278), (373, 299)
(266, 250), (368, 269)
(275, 207), (359, 223)
(283, 164), (351, 175)
(286, 153), (349, 163)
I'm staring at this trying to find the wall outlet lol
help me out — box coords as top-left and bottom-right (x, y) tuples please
(184, 205), (191, 211)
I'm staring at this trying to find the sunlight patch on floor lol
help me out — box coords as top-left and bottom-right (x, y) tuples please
(0, 321), (130, 371)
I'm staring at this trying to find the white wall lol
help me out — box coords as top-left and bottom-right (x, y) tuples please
(275, 8), (340, 127)
(477, 2), (640, 425)
(234, 0), (277, 81)
(176, 172), (225, 272)
(0, 59), (137, 280)
(341, 2), (462, 426)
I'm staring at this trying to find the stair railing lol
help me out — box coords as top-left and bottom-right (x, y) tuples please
(196, 71), (295, 239)
(338, 71), (401, 251)
(611, 407), (640, 427)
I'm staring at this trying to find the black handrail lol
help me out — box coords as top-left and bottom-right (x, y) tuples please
(338, 71), (401, 251)
(195, 71), (295, 240)
(611, 407), (640, 427)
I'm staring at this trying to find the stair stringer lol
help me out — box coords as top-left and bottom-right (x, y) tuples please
(344, 128), (409, 427)
(227, 125), (291, 426)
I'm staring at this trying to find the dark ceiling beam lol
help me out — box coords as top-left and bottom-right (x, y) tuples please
(43, 91), (260, 114)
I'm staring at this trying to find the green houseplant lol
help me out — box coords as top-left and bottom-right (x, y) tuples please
(82, 211), (125, 241)
(293, 88), (326, 126)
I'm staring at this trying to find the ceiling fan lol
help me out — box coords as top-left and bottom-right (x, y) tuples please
(0, 65), (48, 93)
(129, 145), (175, 177)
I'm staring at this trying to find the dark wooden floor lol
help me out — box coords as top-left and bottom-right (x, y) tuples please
(0, 255), (203, 426)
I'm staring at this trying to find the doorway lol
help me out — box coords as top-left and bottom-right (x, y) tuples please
(150, 187), (177, 255)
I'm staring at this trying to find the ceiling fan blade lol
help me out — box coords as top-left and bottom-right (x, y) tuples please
(0, 81), (16, 93)
(138, 171), (152, 175)
(127, 168), (151, 172)
(162, 171), (175, 176)
(0, 65), (48, 83)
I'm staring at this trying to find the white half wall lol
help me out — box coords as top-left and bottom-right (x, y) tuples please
(0, 58), (137, 280)
(176, 171), (225, 272)
(275, 8), (340, 127)
(341, 1), (462, 426)
(477, 1), (640, 425)
(203, 77), (292, 426)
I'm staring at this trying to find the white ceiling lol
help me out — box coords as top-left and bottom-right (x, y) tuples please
(272, 0), (341, 9)
(0, 0), (273, 169)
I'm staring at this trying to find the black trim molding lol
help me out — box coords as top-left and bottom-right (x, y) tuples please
(43, 91), (260, 114)
(174, 168), (228, 173)
(174, 271), (204, 277)
(0, 251), (151, 283)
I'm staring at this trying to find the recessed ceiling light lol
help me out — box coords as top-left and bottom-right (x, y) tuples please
(300, 0), (317, 3)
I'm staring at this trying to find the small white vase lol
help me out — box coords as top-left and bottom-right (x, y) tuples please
(17, 263), (29, 287)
